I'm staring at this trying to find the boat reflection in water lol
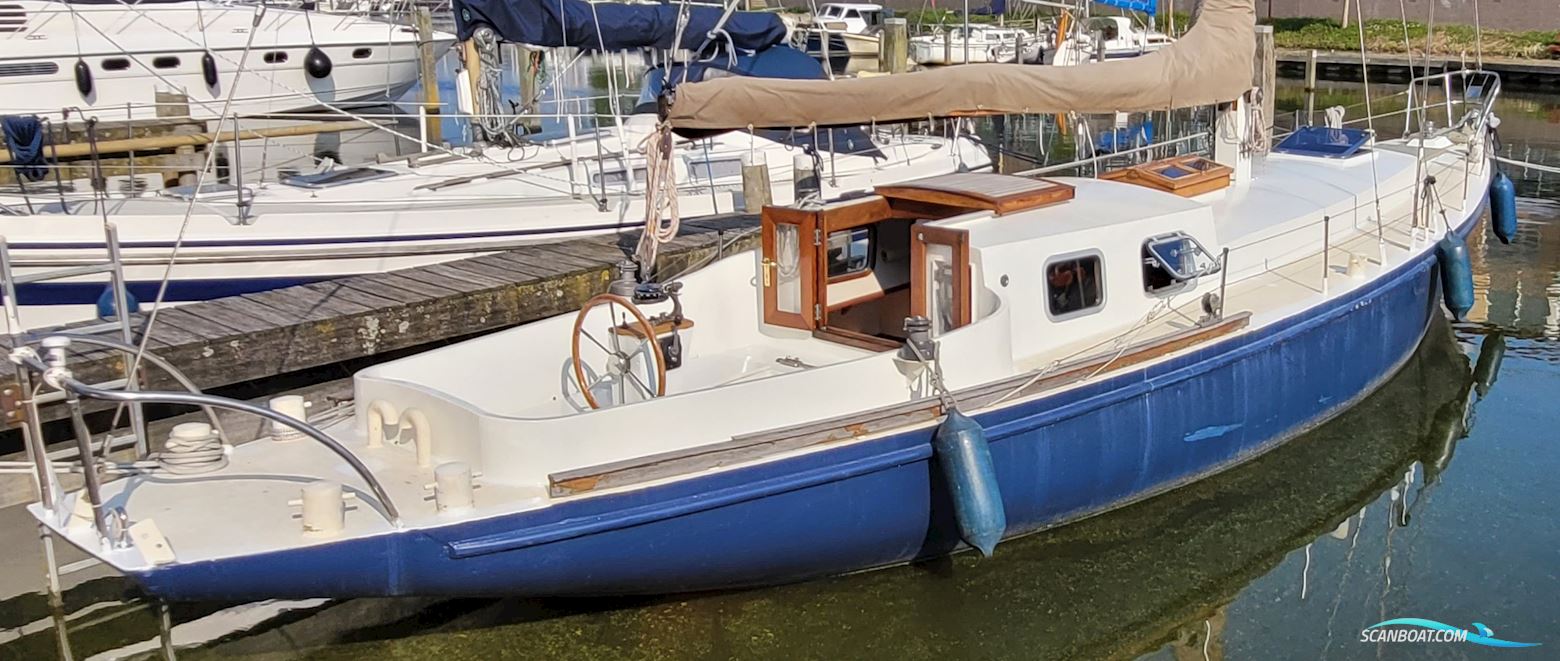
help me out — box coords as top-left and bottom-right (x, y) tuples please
(186, 315), (1490, 660)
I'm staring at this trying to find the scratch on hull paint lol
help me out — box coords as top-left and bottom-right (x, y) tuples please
(1184, 423), (1244, 443)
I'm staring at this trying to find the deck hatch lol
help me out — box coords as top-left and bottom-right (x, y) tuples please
(873, 173), (1074, 216)
(1273, 126), (1371, 159)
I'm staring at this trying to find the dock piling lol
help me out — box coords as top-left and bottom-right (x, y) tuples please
(880, 18), (907, 74)
(1305, 49), (1318, 125)
(414, 7), (443, 148)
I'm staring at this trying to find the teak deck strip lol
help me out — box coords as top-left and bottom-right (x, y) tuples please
(3, 212), (762, 430)
(547, 312), (1252, 497)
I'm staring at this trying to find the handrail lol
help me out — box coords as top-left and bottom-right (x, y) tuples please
(1014, 132), (1210, 177)
(10, 350), (402, 527)
(27, 334), (231, 447)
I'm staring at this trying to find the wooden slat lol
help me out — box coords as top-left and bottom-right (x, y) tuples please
(523, 245), (612, 272)
(0, 216), (758, 431)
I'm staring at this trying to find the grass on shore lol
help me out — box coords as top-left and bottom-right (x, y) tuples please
(1269, 18), (1556, 60)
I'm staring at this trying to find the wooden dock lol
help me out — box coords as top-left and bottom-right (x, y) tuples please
(0, 214), (760, 431)
(1276, 49), (1560, 90)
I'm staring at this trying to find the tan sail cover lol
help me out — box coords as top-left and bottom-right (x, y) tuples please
(666, 0), (1254, 129)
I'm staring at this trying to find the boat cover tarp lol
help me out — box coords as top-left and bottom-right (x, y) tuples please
(452, 0), (788, 53)
(2, 115), (48, 182)
(648, 47), (886, 159)
(665, 0), (1252, 129)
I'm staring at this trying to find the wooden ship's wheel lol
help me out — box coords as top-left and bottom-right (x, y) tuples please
(570, 293), (667, 409)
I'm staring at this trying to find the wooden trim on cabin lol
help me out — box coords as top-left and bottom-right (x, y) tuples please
(811, 327), (903, 352)
(875, 176), (1074, 216)
(546, 312), (1252, 498)
(1101, 155), (1232, 198)
(817, 195), (894, 232)
(760, 205), (819, 330)
(910, 224), (973, 330)
(827, 282), (910, 312)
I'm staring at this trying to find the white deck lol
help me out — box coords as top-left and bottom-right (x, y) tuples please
(36, 124), (1491, 572)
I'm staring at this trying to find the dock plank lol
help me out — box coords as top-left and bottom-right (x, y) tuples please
(2, 213), (759, 430)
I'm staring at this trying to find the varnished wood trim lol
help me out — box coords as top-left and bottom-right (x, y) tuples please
(812, 327), (901, 352)
(547, 312), (1251, 497)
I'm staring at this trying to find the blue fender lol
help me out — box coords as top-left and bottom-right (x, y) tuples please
(95, 285), (140, 320)
(1489, 171), (1517, 244)
(1435, 234), (1474, 321)
(933, 410), (1007, 557)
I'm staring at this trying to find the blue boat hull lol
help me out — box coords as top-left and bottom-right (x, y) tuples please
(128, 206), (1484, 601)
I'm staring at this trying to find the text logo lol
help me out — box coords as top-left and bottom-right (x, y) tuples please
(1361, 619), (1541, 648)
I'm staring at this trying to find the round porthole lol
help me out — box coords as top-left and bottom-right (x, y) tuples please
(1000, 274), (1010, 287)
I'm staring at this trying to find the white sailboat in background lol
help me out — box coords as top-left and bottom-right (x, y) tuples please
(1045, 15), (1172, 65)
(0, 0), (454, 120)
(0, 0), (990, 330)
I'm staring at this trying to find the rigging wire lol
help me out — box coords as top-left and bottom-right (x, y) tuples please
(1351, 0), (1388, 262)
(123, 4), (268, 392)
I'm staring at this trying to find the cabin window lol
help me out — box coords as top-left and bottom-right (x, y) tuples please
(843, 9), (859, 18)
(352, 47), (373, 59)
(926, 243), (958, 333)
(773, 223), (804, 315)
(1142, 231), (1221, 293)
(592, 167), (648, 187)
(0, 4), (24, 35)
(1143, 237), (1193, 294)
(101, 58), (130, 71)
(686, 157), (742, 181)
(0, 62), (57, 77)
(1045, 253), (1104, 319)
(826, 227), (873, 279)
(152, 56), (179, 69)
(263, 51), (288, 64)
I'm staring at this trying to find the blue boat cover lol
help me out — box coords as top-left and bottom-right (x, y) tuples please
(2, 115), (47, 182)
(452, 0), (788, 53)
(1095, 0), (1156, 13)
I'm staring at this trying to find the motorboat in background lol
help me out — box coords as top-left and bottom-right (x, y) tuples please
(0, 0), (454, 120)
(909, 25), (1041, 65)
(0, 26), (989, 330)
(795, 3), (888, 59)
(1045, 15), (1172, 65)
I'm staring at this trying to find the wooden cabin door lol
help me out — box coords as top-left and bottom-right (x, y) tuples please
(760, 207), (819, 330)
(911, 224), (972, 334)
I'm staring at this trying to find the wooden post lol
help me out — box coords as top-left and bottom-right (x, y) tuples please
(741, 153), (772, 213)
(414, 7), (443, 147)
(1253, 25), (1275, 152)
(1304, 49), (1318, 126)
(880, 18), (908, 74)
(461, 37), (483, 138)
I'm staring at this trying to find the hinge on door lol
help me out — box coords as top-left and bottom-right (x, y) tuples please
(1, 383), (25, 425)
(813, 303), (821, 321)
(813, 229), (822, 245)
